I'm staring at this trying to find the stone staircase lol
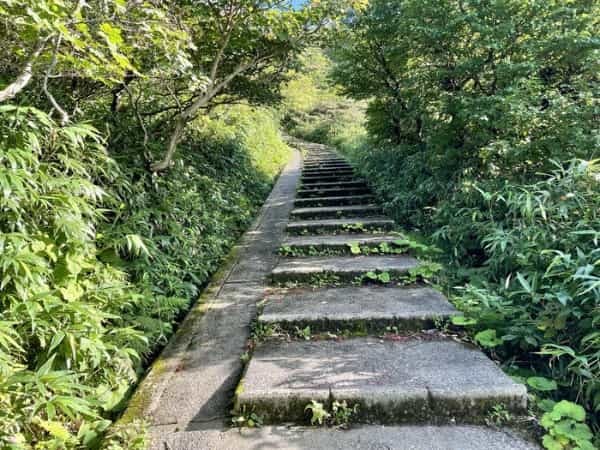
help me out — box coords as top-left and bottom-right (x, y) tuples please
(143, 141), (539, 449)
(231, 143), (534, 444)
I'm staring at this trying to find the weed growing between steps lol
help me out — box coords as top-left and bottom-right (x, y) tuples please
(305, 400), (359, 427)
(289, 225), (391, 236)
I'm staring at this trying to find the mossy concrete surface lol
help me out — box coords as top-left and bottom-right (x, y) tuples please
(286, 217), (395, 235)
(229, 142), (536, 449)
(133, 141), (537, 450)
(290, 204), (381, 220)
(235, 338), (527, 425)
(156, 425), (539, 450)
(294, 193), (375, 207)
(119, 149), (302, 444)
(271, 255), (419, 283)
(259, 286), (458, 333)
(281, 232), (403, 253)
(297, 186), (371, 198)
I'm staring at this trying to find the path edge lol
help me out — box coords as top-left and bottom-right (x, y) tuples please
(117, 148), (300, 426)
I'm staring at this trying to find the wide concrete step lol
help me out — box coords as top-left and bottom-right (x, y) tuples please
(290, 205), (381, 220)
(260, 286), (458, 332)
(271, 255), (418, 283)
(286, 217), (394, 235)
(156, 425), (539, 450)
(297, 186), (371, 198)
(281, 232), (405, 252)
(235, 338), (527, 424)
(294, 194), (375, 207)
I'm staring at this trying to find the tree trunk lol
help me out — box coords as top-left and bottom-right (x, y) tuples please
(150, 117), (186, 172)
(0, 39), (47, 103)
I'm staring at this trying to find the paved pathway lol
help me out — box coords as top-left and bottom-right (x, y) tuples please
(124, 141), (538, 449)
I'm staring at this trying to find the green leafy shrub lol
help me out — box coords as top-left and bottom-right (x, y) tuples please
(292, 0), (600, 439)
(0, 105), (290, 448)
(541, 401), (594, 450)
(0, 106), (146, 448)
(101, 106), (290, 351)
(445, 161), (600, 418)
(281, 48), (367, 148)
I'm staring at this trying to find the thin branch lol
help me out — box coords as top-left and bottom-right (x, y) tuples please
(43, 35), (69, 125)
(124, 84), (149, 148)
(0, 37), (49, 102)
(208, 4), (237, 83)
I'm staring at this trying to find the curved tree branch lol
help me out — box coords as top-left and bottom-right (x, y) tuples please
(43, 35), (70, 125)
(0, 37), (49, 103)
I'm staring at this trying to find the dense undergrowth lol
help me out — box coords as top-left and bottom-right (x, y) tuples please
(282, 1), (599, 445)
(0, 104), (289, 448)
(0, 0), (341, 446)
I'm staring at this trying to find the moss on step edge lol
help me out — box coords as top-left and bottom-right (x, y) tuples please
(116, 244), (245, 425)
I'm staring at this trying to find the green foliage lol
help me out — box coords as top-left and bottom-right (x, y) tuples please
(281, 48), (367, 148)
(364, 271), (391, 284)
(330, 400), (358, 427)
(0, 104), (289, 448)
(100, 420), (147, 450)
(486, 404), (513, 426)
(318, 0), (600, 435)
(102, 106), (289, 348)
(295, 326), (312, 341)
(232, 412), (263, 428)
(305, 400), (330, 425)
(333, 0), (598, 229)
(0, 0), (188, 88)
(0, 106), (144, 448)
(446, 162), (600, 418)
(528, 377), (559, 393)
(541, 401), (594, 450)
(304, 399), (358, 426)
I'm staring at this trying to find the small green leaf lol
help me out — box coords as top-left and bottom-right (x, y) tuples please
(474, 329), (503, 348)
(552, 400), (586, 422)
(348, 242), (361, 255)
(378, 272), (391, 283)
(451, 316), (477, 326)
(527, 376), (557, 392)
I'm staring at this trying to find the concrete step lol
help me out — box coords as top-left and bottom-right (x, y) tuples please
(286, 217), (394, 235)
(294, 194), (375, 208)
(300, 180), (368, 189)
(281, 232), (404, 252)
(304, 159), (349, 164)
(304, 159), (345, 164)
(302, 171), (355, 179)
(303, 166), (352, 172)
(297, 186), (371, 198)
(155, 425), (539, 450)
(303, 167), (354, 174)
(290, 205), (381, 220)
(260, 286), (458, 332)
(305, 159), (349, 164)
(301, 174), (357, 183)
(304, 156), (343, 160)
(304, 161), (351, 167)
(235, 338), (527, 424)
(271, 255), (418, 283)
